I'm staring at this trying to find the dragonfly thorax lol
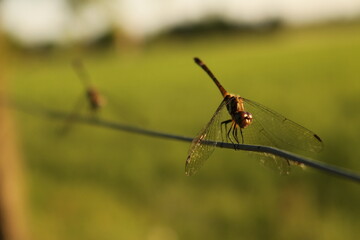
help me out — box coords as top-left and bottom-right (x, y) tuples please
(87, 88), (105, 110)
(226, 95), (253, 129)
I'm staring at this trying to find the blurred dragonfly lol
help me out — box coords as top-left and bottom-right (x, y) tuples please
(186, 57), (323, 176)
(61, 60), (106, 133)
(72, 59), (106, 111)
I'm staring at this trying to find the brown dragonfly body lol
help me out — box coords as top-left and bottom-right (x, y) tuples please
(73, 60), (105, 112)
(86, 87), (104, 111)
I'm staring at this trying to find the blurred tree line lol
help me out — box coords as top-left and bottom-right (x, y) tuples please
(0, 0), (284, 54)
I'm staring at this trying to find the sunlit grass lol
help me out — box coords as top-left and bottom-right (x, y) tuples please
(9, 23), (360, 240)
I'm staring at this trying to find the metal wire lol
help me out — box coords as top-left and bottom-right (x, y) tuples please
(14, 103), (360, 183)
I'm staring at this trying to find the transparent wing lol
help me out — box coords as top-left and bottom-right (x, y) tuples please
(240, 98), (323, 174)
(186, 96), (323, 176)
(186, 99), (229, 176)
(58, 95), (86, 135)
(242, 98), (323, 153)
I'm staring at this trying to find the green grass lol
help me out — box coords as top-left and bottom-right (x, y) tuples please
(7, 23), (360, 240)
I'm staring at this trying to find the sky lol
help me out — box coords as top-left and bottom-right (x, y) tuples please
(1, 0), (360, 47)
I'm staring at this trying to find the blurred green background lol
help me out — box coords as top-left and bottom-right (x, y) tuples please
(1, 1), (360, 240)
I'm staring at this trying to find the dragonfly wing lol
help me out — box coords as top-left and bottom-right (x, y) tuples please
(239, 98), (323, 174)
(237, 116), (292, 174)
(242, 98), (323, 154)
(186, 99), (229, 176)
(59, 95), (86, 135)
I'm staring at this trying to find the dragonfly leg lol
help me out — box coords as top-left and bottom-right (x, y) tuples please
(227, 122), (236, 145)
(232, 125), (240, 144)
(227, 122), (239, 151)
(232, 126), (241, 150)
(240, 128), (244, 144)
(221, 119), (232, 142)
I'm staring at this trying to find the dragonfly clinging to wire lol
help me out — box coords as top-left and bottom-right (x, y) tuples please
(72, 59), (106, 112)
(186, 57), (323, 176)
(61, 60), (106, 133)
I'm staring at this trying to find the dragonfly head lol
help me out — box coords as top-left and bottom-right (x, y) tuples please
(237, 111), (253, 128)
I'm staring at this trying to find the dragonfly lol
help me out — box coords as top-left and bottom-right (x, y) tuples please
(186, 57), (323, 176)
(72, 59), (106, 112)
(61, 60), (106, 133)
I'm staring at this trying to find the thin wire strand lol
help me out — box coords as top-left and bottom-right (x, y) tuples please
(13, 103), (360, 183)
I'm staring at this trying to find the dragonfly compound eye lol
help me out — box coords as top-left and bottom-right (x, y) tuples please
(239, 111), (253, 128)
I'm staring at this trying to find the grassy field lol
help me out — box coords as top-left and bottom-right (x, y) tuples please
(7, 23), (360, 240)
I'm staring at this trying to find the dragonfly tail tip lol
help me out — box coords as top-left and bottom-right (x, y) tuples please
(194, 57), (202, 65)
